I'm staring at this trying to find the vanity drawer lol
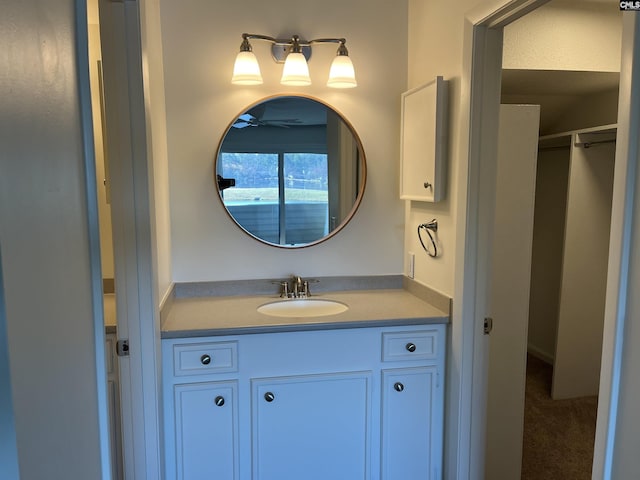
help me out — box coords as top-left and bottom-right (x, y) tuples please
(173, 341), (238, 376)
(382, 330), (439, 362)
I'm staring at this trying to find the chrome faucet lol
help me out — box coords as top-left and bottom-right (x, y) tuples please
(275, 275), (313, 298)
(292, 276), (304, 298)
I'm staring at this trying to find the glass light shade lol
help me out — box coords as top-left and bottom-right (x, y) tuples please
(327, 55), (357, 88)
(231, 51), (263, 85)
(280, 52), (311, 86)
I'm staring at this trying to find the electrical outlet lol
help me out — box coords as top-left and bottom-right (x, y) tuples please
(408, 252), (415, 279)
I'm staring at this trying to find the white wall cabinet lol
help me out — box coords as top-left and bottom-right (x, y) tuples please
(400, 77), (448, 202)
(162, 324), (446, 480)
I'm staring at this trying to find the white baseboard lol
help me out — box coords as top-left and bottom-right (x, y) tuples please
(527, 343), (554, 365)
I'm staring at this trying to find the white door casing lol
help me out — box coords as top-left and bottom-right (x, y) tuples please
(98, 0), (163, 478)
(461, 2), (637, 479)
(91, 0), (639, 478)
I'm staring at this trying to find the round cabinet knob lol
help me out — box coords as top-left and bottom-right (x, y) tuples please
(405, 342), (417, 353)
(214, 396), (225, 407)
(264, 392), (275, 403)
(394, 382), (405, 392)
(200, 354), (211, 365)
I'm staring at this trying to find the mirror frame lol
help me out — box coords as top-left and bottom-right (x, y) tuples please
(214, 94), (367, 249)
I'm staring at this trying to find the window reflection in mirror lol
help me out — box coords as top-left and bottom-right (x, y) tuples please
(215, 96), (366, 248)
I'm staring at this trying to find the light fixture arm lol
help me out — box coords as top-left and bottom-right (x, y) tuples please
(238, 33), (351, 62)
(310, 38), (351, 58)
(240, 33), (279, 45)
(232, 33), (357, 88)
(309, 38), (346, 45)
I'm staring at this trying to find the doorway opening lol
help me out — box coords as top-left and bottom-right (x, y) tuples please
(457, 0), (632, 478)
(87, 0), (123, 478)
(494, 2), (621, 477)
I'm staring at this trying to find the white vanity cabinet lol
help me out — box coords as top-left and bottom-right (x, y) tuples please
(253, 372), (371, 479)
(173, 381), (239, 479)
(162, 323), (446, 480)
(381, 367), (441, 478)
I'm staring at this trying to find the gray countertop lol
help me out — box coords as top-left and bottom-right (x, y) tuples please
(161, 288), (449, 338)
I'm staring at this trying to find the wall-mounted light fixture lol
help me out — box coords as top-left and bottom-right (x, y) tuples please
(231, 33), (357, 88)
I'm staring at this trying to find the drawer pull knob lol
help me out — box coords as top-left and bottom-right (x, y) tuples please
(406, 342), (417, 353)
(394, 382), (405, 392)
(200, 354), (211, 365)
(264, 392), (275, 403)
(214, 396), (225, 407)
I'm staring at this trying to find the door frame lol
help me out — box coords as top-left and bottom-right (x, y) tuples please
(92, 1), (639, 478)
(456, 1), (636, 478)
(97, 0), (163, 478)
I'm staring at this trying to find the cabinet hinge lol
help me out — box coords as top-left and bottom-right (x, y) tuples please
(116, 339), (130, 357)
(484, 317), (493, 335)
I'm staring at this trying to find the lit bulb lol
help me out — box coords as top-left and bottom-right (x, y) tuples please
(280, 52), (311, 86)
(327, 55), (357, 88)
(231, 51), (263, 85)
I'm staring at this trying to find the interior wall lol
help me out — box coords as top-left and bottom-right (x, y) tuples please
(503, 87), (619, 136)
(549, 88), (619, 134)
(160, 0), (407, 282)
(405, 0), (487, 297)
(0, 1), (103, 478)
(87, 20), (115, 280)
(407, 2), (492, 478)
(552, 135), (615, 399)
(502, 1), (621, 73)
(527, 145), (570, 363)
(139, 0), (173, 303)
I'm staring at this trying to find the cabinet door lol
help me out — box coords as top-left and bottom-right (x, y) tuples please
(253, 372), (371, 480)
(400, 77), (448, 202)
(381, 367), (442, 479)
(173, 381), (239, 480)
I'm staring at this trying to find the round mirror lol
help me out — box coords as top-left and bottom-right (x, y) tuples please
(215, 95), (366, 248)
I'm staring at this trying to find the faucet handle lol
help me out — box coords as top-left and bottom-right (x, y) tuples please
(271, 280), (290, 298)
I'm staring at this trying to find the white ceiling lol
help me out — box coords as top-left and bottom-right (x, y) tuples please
(501, 0), (620, 133)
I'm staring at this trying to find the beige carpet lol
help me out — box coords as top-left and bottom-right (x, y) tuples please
(521, 355), (598, 479)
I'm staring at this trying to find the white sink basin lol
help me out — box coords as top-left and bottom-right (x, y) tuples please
(257, 298), (348, 318)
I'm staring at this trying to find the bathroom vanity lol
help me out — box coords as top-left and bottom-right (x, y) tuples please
(161, 288), (448, 480)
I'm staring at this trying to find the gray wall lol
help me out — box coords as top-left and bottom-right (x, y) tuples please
(0, 1), (104, 478)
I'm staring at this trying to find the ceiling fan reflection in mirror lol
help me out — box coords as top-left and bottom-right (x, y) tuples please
(232, 103), (302, 129)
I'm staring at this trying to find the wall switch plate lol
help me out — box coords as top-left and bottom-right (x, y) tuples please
(408, 252), (415, 279)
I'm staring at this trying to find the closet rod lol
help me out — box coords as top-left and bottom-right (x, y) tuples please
(574, 138), (616, 149)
